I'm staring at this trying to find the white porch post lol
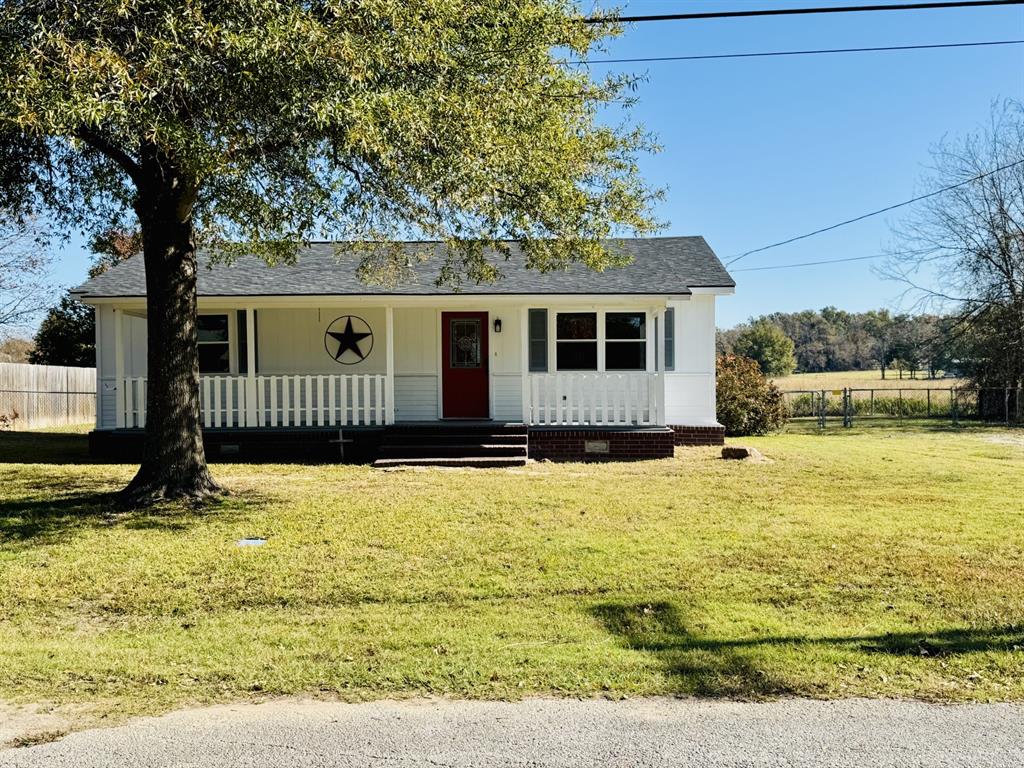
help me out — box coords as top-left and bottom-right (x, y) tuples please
(245, 307), (257, 427)
(520, 308), (530, 424)
(113, 308), (125, 428)
(94, 307), (103, 429)
(385, 305), (395, 424)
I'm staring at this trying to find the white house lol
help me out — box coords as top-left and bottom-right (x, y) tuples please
(73, 237), (734, 465)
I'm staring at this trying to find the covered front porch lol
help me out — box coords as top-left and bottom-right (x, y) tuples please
(105, 299), (676, 431)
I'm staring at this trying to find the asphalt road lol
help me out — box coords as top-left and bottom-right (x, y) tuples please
(2, 697), (1022, 768)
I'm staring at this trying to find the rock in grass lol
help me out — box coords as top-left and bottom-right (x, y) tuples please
(722, 446), (763, 460)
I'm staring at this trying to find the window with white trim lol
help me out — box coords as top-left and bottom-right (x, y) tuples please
(605, 312), (646, 370)
(197, 314), (230, 374)
(555, 312), (597, 370)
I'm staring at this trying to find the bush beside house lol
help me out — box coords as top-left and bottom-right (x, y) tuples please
(716, 354), (787, 436)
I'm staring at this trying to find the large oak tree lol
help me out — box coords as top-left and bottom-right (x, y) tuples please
(0, 1), (659, 504)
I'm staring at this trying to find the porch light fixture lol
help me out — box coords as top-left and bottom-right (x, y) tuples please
(493, 318), (502, 333)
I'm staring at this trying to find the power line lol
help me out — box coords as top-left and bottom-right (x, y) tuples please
(731, 254), (886, 272)
(571, 39), (1024, 65)
(725, 159), (1024, 267)
(583, 0), (1024, 24)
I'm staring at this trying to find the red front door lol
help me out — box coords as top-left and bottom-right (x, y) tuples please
(442, 311), (489, 418)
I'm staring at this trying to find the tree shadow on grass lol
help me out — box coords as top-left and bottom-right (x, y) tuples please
(0, 431), (96, 465)
(0, 485), (261, 547)
(590, 601), (1024, 698)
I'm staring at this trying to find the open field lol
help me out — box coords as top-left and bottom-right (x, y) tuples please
(0, 424), (1022, 735)
(772, 370), (966, 391)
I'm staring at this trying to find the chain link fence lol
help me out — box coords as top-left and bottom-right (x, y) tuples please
(0, 362), (96, 430)
(783, 387), (1023, 428)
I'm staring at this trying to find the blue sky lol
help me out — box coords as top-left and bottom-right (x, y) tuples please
(46, 0), (1024, 329)
(588, 0), (1024, 326)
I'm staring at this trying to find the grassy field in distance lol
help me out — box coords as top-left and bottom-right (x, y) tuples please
(772, 370), (967, 391)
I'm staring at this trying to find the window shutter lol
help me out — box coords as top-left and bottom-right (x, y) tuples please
(236, 310), (259, 374)
(664, 307), (675, 371)
(528, 309), (548, 372)
(236, 310), (248, 374)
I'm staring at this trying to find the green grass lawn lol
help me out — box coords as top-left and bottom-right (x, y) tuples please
(0, 424), (1022, 729)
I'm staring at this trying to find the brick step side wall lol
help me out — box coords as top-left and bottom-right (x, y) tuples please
(670, 425), (726, 446)
(527, 428), (674, 461)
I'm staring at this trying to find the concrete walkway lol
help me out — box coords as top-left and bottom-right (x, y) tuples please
(1, 697), (1022, 767)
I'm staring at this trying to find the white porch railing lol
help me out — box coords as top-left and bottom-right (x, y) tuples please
(121, 374), (388, 428)
(526, 373), (664, 426)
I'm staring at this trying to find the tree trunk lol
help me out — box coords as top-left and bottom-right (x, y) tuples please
(120, 177), (222, 505)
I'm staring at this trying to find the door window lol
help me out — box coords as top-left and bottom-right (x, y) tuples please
(450, 318), (482, 368)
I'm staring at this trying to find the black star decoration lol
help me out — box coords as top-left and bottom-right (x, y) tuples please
(328, 318), (371, 361)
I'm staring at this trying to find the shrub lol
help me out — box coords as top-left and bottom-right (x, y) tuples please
(716, 355), (787, 436)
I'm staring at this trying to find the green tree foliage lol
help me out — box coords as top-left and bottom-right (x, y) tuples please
(0, 1), (657, 274)
(28, 295), (94, 366)
(716, 354), (787, 436)
(732, 321), (796, 377)
(718, 308), (953, 378)
(0, 1), (659, 502)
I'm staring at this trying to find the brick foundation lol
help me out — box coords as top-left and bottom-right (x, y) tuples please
(669, 424), (726, 446)
(527, 427), (675, 461)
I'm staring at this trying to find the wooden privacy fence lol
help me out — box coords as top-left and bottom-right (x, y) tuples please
(0, 362), (96, 430)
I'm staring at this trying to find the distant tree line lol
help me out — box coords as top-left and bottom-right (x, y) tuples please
(718, 308), (956, 379)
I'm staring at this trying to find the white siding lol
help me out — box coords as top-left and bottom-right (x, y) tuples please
(257, 307), (387, 375)
(96, 305), (115, 379)
(488, 307), (522, 420)
(393, 307), (437, 375)
(99, 381), (116, 428)
(394, 375), (438, 421)
(96, 308), (147, 378)
(125, 314), (147, 377)
(96, 306), (114, 428)
(664, 295), (718, 426)
(393, 307), (438, 420)
(96, 307), (143, 428)
(492, 374), (523, 421)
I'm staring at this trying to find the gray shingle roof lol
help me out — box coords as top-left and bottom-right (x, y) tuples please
(72, 237), (734, 298)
